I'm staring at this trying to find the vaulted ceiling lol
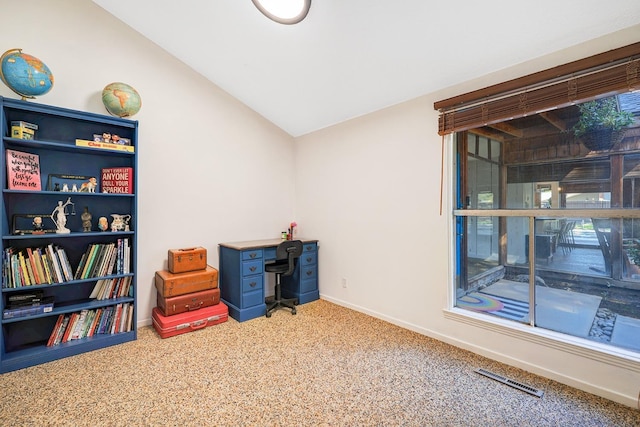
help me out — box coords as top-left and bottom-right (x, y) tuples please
(92, 0), (640, 137)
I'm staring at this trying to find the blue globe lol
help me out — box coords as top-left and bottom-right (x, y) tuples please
(0, 49), (54, 99)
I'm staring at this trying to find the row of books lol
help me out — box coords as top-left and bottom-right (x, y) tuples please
(2, 244), (73, 288)
(75, 238), (131, 280)
(89, 276), (133, 300)
(46, 303), (134, 347)
(1, 238), (131, 289)
(3, 290), (55, 319)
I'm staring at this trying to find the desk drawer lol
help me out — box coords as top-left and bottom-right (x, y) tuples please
(300, 251), (317, 266)
(242, 250), (263, 261)
(242, 260), (263, 276)
(243, 289), (264, 308)
(242, 275), (263, 293)
(300, 277), (317, 294)
(303, 243), (317, 253)
(300, 265), (317, 280)
(264, 247), (276, 260)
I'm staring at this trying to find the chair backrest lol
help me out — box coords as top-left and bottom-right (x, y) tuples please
(275, 240), (303, 276)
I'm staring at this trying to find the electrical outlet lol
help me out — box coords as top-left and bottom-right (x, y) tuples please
(341, 277), (347, 288)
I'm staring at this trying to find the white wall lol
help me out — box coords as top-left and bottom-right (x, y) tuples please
(296, 26), (640, 408)
(3, 0), (640, 409)
(0, 0), (296, 326)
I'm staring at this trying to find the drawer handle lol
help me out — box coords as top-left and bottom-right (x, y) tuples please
(250, 266), (257, 272)
(306, 270), (313, 276)
(306, 257), (312, 262)
(250, 282), (257, 287)
(250, 253), (257, 259)
(305, 246), (312, 251)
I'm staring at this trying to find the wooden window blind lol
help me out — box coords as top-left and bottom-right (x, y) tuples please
(434, 42), (640, 136)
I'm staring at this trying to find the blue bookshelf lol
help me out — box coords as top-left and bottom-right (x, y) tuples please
(0, 97), (138, 373)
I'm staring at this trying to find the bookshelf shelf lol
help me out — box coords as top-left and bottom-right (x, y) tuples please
(1, 296), (135, 324)
(0, 96), (138, 373)
(0, 331), (135, 373)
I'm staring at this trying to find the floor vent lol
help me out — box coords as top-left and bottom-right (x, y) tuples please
(475, 368), (544, 398)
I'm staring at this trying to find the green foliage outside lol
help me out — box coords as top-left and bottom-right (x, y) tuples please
(573, 98), (634, 137)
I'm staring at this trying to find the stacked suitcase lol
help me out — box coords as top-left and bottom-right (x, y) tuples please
(152, 247), (228, 338)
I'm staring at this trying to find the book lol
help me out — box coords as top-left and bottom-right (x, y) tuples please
(70, 310), (88, 340)
(53, 315), (70, 346)
(80, 244), (99, 279)
(47, 314), (65, 347)
(6, 149), (42, 191)
(45, 244), (63, 283)
(88, 308), (102, 337)
(26, 248), (41, 284)
(89, 279), (105, 299)
(62, 313), (78, 343)
(102, 244), (117, 277)
(112, 303), (123, 334)
(17, 250), (30, 286)
(87, 244), (106, 278)
(32, 248), (47, 285)
(82, 310), (96, 338)
(3, 303), (53, 319)
(101, 167), (133, 194)
(8, 290), (44, 303)
(74, 251), (88, 280)
(56, 247), (73, 281)
(75, 139), (135, 153)
(6, 295), (54, 309)
(39, 251), (54, 284)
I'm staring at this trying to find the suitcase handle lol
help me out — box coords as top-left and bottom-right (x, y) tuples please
(178, 248), (197, 251)
(190, 319), (208, 330)
(186, 302), (203, 311)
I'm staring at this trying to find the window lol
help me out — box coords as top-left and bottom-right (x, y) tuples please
(437, 43), (640, 354)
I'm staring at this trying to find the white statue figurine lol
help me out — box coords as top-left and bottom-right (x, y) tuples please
(51, 197), (73, 234)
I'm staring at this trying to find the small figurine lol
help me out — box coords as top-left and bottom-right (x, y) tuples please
(71, 184), (78, 192)
(51, 197), (74, 234)
(97, 216), (108, 232)
(53, 183), (60, 191)
(81, 206), (92, 232)
(110, 214), (131, 232)
(62, 183), (69, 192)
(79, 177), (97, 193)
(32, 216), (44, 234)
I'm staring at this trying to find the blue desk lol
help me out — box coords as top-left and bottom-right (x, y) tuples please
(218, 238), (319, 322)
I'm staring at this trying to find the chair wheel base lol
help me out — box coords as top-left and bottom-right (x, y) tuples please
(265, 296), (298, 318)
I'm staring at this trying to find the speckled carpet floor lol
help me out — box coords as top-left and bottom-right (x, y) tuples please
(0, 299), (638, 426)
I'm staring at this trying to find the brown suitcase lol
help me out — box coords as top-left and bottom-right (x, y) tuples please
(156, 288), (220, 316)
(168, 247), (207, 273)
(155, 265), (218, 297)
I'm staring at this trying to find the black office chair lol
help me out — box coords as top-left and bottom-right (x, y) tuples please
(265, 240), (303, 317)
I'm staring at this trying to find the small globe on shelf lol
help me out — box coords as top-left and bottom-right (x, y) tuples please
(101, 82), (142, 118)
(0, 48), (54, 100)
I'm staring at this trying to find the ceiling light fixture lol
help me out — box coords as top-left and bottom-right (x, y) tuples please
(251, 0), (311, 25)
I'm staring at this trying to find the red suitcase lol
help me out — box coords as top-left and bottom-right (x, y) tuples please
(152, 302), (228, 339)
(156, 288), (220, 316)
